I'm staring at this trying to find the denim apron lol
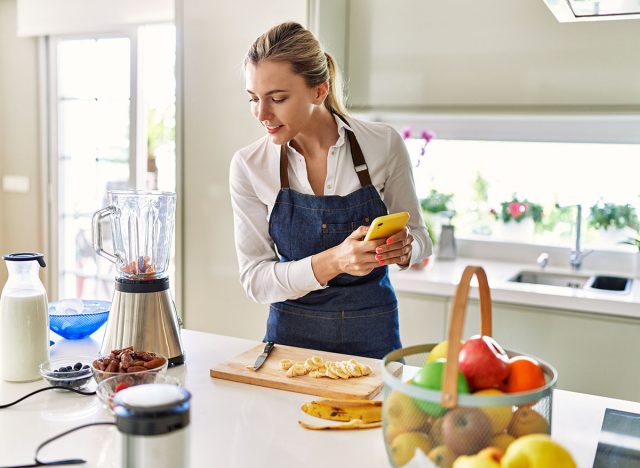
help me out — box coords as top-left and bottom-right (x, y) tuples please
(266, 116), (402, 359)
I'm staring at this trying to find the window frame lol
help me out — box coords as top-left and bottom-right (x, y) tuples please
(42, 29), (145, 300)
(353, 110), (640, 272)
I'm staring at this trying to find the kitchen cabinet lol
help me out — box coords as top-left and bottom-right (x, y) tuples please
(397, 291), (448, 366)
(457, 300), (640, 402)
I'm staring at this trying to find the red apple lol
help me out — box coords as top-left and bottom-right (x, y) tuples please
(458, 335), (509, 391)
(442, 407), (492, 455)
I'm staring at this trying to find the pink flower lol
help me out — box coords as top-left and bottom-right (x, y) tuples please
(508, 202), (528, 219)
(401, 127), (412, 140)
(421, 129), (435, 142)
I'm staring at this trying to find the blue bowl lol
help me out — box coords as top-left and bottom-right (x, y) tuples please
(49, 299), (110, 340)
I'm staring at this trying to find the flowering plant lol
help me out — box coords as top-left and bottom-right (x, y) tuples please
(490, 195), (543, 224)
(589, 201), (638, 231)
(401, 127), (435, 167)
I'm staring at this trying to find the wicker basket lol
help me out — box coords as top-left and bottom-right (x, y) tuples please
(381, 266), (558, 467)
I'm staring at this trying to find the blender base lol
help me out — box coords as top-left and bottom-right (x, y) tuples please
(101, 277), (185, 365)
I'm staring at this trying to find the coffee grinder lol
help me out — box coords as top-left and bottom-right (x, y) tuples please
(92, 191), (184, 366)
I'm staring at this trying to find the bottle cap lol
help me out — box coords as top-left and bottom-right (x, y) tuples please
(2, 252), (46, 268)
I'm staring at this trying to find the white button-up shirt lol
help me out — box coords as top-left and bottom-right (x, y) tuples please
(229, 115), (432, 304)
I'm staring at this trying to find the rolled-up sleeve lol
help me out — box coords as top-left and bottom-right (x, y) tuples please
(229, 153), (325, 304)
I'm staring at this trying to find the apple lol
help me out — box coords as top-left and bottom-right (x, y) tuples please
(451, 455), (500, 468)
(501, 434), (576, 468)
(458, 335), (509, 391)
(442, 407), (492, 455)
(476, 446), (504, 463)
(412, 361), (470, 417)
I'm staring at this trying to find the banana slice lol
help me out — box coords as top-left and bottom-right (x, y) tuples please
(280, 359), (293, 371)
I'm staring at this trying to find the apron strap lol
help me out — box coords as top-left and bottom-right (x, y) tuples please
(279, 144), (290, 188)
(278, 114), (373, 189)
(335, 114), (373, 187)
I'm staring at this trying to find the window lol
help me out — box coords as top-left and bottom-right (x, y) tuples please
(359, 112), (640, 252)
(46, 24), (176, 301)
(407, 138), (640, 248)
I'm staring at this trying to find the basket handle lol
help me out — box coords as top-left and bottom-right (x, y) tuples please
(440, 265), (493, 408)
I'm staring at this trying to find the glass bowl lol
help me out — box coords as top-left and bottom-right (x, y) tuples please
(48, 299), (110, 340)
(91, 350), (168, 384)
(39, 356), (96, 390)
(96, 373), (181, 413)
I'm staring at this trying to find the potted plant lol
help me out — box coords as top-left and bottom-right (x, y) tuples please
(420, 189), (454, 243)
(490, 194), (543, 241)
(589, 201), (639, 245)
(412, 189), (454, 270)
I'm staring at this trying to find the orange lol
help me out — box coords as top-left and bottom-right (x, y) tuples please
(501, 356), (546, 393)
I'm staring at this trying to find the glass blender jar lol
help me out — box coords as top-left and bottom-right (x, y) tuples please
(92, 191), (184, 365)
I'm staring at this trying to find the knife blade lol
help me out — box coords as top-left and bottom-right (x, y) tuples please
(253, 341), (275, 371)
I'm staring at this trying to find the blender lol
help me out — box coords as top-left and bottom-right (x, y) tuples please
(92, 191), (184, 366)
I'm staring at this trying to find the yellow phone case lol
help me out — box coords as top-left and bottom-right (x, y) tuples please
(364, 212), (410, 241)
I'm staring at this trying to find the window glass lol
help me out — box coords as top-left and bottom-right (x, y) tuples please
(407, 137), (640, 248)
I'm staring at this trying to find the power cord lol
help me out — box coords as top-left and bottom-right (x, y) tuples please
(1, 421), (116, 467)
(0, 387), (96, 409)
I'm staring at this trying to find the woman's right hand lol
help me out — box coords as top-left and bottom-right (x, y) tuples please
(333, 226), (387, 276)
(311, 226), (386, 284)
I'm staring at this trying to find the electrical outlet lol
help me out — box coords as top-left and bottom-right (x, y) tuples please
(2, 175), (30, 193)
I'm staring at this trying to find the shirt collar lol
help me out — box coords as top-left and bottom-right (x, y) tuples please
(285, 113), (352, 151)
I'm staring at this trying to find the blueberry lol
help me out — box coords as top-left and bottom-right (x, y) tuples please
(82, 364), (89, 369)
(74, 362), (82, 371)
(53, 369), (60, 373)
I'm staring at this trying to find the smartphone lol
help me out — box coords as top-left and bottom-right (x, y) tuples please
(364, 212), (410, 241)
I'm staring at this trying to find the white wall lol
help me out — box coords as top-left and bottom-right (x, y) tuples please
(348, 0), (640, 108)
(179, 0), (307, 338)
(0, 0), (42, 288)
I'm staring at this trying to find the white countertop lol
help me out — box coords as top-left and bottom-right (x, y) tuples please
(2, 329), (639, 467)
(391, 257), (640, 319)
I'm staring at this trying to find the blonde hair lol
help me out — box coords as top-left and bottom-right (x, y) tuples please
(245, 22), (347, 117)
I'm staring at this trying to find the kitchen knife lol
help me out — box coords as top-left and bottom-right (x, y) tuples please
(253, 341), (275, 371)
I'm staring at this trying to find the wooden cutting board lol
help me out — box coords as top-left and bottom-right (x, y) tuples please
(210, 343), (403, 400)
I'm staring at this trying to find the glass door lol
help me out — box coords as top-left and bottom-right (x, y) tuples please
(47, 25), (176, 301)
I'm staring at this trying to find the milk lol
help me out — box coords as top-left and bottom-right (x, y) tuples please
(0, 290), (49, 382)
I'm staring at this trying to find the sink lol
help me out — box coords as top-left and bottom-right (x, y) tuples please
(587, 275), (633, 294)
(509, 270), (633, 294)
(509, 271), (590, 289)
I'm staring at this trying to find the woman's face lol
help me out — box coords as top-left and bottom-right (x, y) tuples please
(245, 60), (327, 145)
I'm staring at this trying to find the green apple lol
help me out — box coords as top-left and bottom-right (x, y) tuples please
(412, 361), (470, 417)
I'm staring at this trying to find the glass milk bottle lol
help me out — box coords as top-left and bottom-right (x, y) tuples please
(0, 253), (49, 382)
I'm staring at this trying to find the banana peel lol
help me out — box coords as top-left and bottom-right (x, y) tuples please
(298, 419), (382, 430)
(300, 398), (382, 430)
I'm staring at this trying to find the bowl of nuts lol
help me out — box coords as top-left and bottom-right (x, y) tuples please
(91, 347), (168, 384)
(96, 373), (181, 413)
(39, 356), (95, 390)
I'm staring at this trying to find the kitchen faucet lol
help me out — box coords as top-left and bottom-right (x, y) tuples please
(567, 204), (592, 271)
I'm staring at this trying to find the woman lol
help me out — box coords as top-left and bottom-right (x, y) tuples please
(230, 22), (432, 359)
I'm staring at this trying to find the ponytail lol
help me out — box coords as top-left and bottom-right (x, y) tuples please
(324, 52), (348, 117)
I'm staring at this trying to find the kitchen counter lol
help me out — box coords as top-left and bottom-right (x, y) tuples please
(2, 329), (639, 467)
(391, 257), (640, 319)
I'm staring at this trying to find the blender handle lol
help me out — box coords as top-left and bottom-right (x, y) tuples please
(92, 206), (120, 264)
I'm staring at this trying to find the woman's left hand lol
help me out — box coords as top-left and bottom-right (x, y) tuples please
(374, 227), (414, 267)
